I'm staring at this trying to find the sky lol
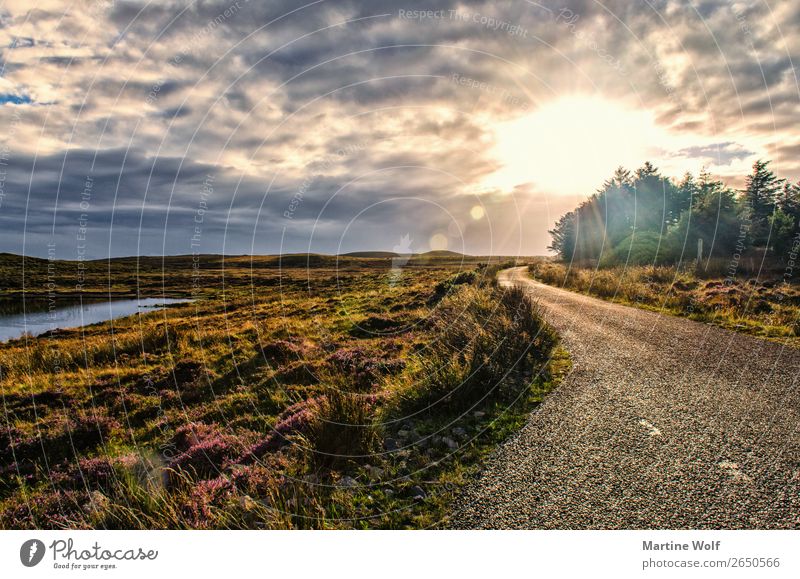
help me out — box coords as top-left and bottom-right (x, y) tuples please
(0, 0), (798, 259)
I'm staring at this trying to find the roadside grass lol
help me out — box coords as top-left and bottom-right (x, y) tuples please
(1, 258), (562, 529)
(528, 260), (800, 345)
(365, 346), (570, 529)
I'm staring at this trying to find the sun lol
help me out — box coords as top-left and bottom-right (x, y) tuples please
(484, 95), (663, 196)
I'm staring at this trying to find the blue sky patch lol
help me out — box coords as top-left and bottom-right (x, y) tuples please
(0, 93), (32, 105)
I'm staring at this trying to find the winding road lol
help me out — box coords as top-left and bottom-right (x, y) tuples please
(450, 267), (800, 529)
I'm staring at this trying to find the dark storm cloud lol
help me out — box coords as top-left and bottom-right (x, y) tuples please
(0, 148), (239, 257)
(0, 144), (503, 258)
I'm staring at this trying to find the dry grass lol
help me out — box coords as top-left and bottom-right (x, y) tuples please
(528, 259), (800, 341)
(1, 257), (560, 529)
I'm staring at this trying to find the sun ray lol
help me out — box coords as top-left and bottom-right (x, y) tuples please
(483, 95), (664, 196)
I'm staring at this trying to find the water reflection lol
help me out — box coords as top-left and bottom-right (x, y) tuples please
(0, 298), (190, 342)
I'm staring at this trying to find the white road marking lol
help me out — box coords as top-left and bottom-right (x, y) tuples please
(718, 461), (753, 484)
(638, 419), (662, 436)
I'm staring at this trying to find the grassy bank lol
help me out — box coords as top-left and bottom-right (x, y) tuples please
(1, 258), (563, 529)
(528, 260), (800, 344)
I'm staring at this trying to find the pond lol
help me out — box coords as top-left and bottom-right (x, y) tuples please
(0, 297), (191, 342)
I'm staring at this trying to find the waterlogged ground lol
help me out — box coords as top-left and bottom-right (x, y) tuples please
(0, 255), (561, 529)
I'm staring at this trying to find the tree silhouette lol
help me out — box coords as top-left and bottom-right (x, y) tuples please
(743, 160), (784, 247)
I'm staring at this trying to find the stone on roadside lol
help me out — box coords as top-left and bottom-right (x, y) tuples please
(339, 476), (357, 488)
(441, 437), (458, 449)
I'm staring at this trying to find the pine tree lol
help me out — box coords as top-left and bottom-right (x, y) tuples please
(635, 161), (658, 180)
(771, 181), (800, 257)
(743, 160), (784, 246)
(548, 212), (577, 260)
(778, 181), (800, 222)
(666, 175), (742, 261)
(631, 162), (681, 232)
(611, 166), (633, 187)
(674, 172), (697, 222)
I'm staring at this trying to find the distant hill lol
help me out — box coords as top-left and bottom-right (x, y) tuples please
(340, 251), (399, 258)
(0, 250), (481, 268)
(0, 252), (49, 266)
(341, 250), (471, 259)
(418, 250), (466, 258)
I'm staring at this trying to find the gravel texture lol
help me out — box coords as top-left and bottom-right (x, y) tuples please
(449, 267), (800, 529)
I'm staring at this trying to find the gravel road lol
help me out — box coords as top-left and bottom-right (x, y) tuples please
(450, 267), (800, 529)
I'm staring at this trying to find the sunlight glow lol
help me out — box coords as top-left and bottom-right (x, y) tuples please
(484, 96), (665, 196)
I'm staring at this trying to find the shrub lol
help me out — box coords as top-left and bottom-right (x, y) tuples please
(67, 453), (151, 493)
(432, 270), (478, 301)
(348, 314), (409, 337)
(181, 477), (234, 528)
(167, 423), (242, 482)
(272, 360), (319, 386)
(1, 489), (91, 529)
(307, 378), (379, 468)
(394, 284), (556, 414)
(245, 397), (322, 460)
(261, 340), (304, 363)
(168, 436), (238, 481)
(603, 232), (668, 266)
(327, 347), (405, 390)
(7, 410), (119, 472)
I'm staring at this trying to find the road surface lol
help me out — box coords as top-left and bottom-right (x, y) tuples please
(450, 267), (800, 528)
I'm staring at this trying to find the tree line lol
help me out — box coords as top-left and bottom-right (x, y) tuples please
(548, 160), (800, 265)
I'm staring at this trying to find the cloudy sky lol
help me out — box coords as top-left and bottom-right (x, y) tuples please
(0, 0), (798, 258)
